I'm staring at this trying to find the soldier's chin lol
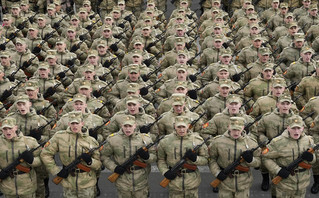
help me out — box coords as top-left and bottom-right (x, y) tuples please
(5, 133), (13, 139)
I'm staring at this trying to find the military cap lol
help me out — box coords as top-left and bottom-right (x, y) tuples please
(174, 116), (189, 127)
(175, 81), (188, 89)
(177, 64), (188, 72)
(97, 40), (107, 47)
(214, 35), (223, 42)
(47, 4), (56, 10)
(272, 78), (286, 88)
(289, 22), (298, 29)
(221, 49), (232, 57)
(212, 0), (221, 3)
(176, 14), (184, 19)
(211, 8), (220, 13)
(310, 4), (318, 10)
(172, 93), (186, 106)
(67, 26), (76, 32)
(244, 0), (252, 3)
(218, 64), (229, 71)
(272, 0), (280, 2)
(213, 23), (222, 29)
(280, 2), (288, 8)
(253, 36), (263, 41)
(288, 115), (304, 128)
(20, 0), (29, 6)
(126, 95), (140, 105)
(46, 50), (57, 59)
(219, 79), (231, 88)
(25, 80), (39, 91)
(2, 14), (11, 20)
(259, 47), (271, 55)
(147, 0), (155, 5)
(229, 117), (245, 130)
(70, 15), (79, 21)
(133, 37), (143, 45)
(263, 63), (274, 71)
(248, 14), (258, 20)
(178, 8), (186, 13)
(177, 50), (188, 57)
(128, 65), (140, 73)
(175, 37), (185, 45)
(16, 94), (30, 103)
(84, 65), (95, 72)
(127, 83), (140, 93)
(88, 50), (98, 57)
(142, 25), (151, 30)
(56, 38), (66, 44)
(215, 14), (223, 20)
(278, 95), (292, 103)
(294, 34), (305, 42)
(38, 62), (49, 70)
(37, 14), (46, 20)
(103, 25), (112, 31)
(301, 46), (314, 54)
(285, 13), (294, 19)
(11, 4), (20, 9)
(68, 111), (83, 124)
(227, 95), (242, 104)
(176, 24), (186, 30)
(122, 115), (136, 126)
(1, 118), (16, 129)
(15, 38), (26, 45)
(0, 51), (11, 58)
(79, 81), (91, 89)
(250, 23), (259, 29)
(117, 0), (125, 5)
(83, 0), (91, 5)
(144, 16), (152, 22)
(180, 0), (189, 3)
(104, 14), (113, 20)
(112, 7), (121, 13)
(28, 24), (38, 30)
(132, 50), (142, 57)
(246, 5), (255, 10)
(73, 94), (87, 103)
(53, 0), (61, 5)
(146, 8), (154, 14)
(79, 8), (87, 13)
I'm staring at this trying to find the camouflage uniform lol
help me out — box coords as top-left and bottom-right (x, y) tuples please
(294, 72), (319, 109)
(300, 96), (319, 127)
(297, 4), (319, 32)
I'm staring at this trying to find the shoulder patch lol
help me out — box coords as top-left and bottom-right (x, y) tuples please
(262, 147), (269, 155)
(68, 98), (73, 101)
(202, 122), (209, 129)
(309, 97), (317, 101)
(44, 141), (50, 148)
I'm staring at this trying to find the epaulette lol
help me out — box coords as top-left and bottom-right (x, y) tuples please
(214, 112), (223, 117)
(263, 112), (272, 117)
(309, 96), (318, 101)
(117, 79), (125, 83)
(291, 62), (296, 64)
(0, 102), (2, 105)
(193, 134), (204, 141)
(68, 98), (73, 102)
(39, 115), (48, 121)
(108, 133), (118, 138)
(246, 135), (258, 143)
(141, 133), (150, 137)
(194, 100), (199, 103)
(7, 112), (15, 116)
(272, 135), (283, 143)
(212, 135), (223, 140)
(162, 98), (168, 101)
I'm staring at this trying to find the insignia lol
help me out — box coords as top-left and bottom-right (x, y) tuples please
(105, 120), (111, 126)
(262, 147), (269, 155)
(99, 145), (104, 151)
(52, 123), (57, 129)
(110, 133), (114, 137)
(300, 106), (305, 112)
(283, 70), (287, 75)
(203, 122), (209, 128)
(44, 141), (50, 148)
(310, 122), (315, 128)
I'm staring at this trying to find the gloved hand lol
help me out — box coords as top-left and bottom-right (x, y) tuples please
(70, 45), (79, 53)
(57, 72), (66, 79)
(20, 150), (34, 164)
(86, 25), (93, 31)
(29, 129), (41, 141)
(32, 46), (41, 54)
(0, 170), (10, 180)
(164, 169), (177, 180)
(278, 167), (290, 179)
(92, 90), (101, 98)
(143, 59), (151, 67)
(136, 148), (150, 160)
(139, 125), (150, 133)
(103, 60), (112, 68)
(43, 87), (56, 98)
(89, 129), (98, 140)
(124, 15), (132, 22)
(80, 153), (92, 165)
(53, 22), (60, 29)
(0, 44), (6, 51)
(118, 23), (125, 28)
(216, 170), (228, 181)
(231, 73), (241, 82)
(0, 90), (12, 102)
(7, 75), (15, 82)
(184, 149), (197, 162)
(110, 44), (118, 52)
(57, 168), (69, 178)
(22, 61), (31, 69)
(114, 165), (126, 175)
(241, 150), (254, 163)
(301, 150), (313, 162)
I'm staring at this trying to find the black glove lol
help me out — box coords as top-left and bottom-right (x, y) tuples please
(141, 74), (149, 82)
(33, 5), (39, 12)
(124, 15), (132, 22)
(57, 168), (69, 178)
(146, 42), (155, 49)
(70, 45), (79, 53)
(7, 75), (15, 82)
(43, 87), (56, 99)
(53, 22), (60, 29)
(136, 148), (150, 160)
(301, 151), (313, 162)
(184, 149), (197, 162)
(17, 23), (25, 30)
(43, 33), (51, 41)
(103, 60), (112, 68)
(0, 90), (13, 102)
(57, 72), (66, 79)
(20, 150), (34, 164)
(86, 25), (93, 31)
(79, 35), (86, 41)
(0, 44), (6, 50)
(290, 84), (297, 92)
(143, 59), (151, 67)
(66, 6), (72, 13)
(22, 61), (31, 69)
(80, 153), (92, 165)
(9, 33), (17, 40)
(89, 15), (95, 20)
(93, 90), (102, 98)
(114, 165), (126, 175)
(222, 43), (229, 49)
(32, 46), (41, 54)
(110, 44), (118, 52)
(187, 59), (193, 66)
(241, 150), (254, 163)
(187, 89), (197, 100)
(89, 129), (98, 140)
(216, 170), (228, 181)
(231, 73), (241, 82)
(67, 59), (75, 67)
(118, 23), (125, 28)
(139, 87), (149, 96)
(186, 14), (192, 19)
(0, 170), (10, 180)
(29, 129), (41, 141)
(98, 75), (106, 81)
(278, 167), (290, 179)
(139, 125), (150, 133)
(189, 75), (197, 82)
(164, 169), (177, 180)
(185, 43), (191, 50)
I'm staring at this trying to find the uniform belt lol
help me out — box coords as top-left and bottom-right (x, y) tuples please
(178, 169), (195, 174)
(220, 168), (247, 178)
(291, 168), (307, 175)
(128, 166), (144, 171)
(10, 168), (31, 177)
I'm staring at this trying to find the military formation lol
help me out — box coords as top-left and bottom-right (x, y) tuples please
(0, 0), (319, 197)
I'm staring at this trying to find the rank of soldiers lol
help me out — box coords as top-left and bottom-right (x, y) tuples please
(1, 0), (319, 198)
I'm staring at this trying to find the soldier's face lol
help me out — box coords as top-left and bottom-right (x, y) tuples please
(79, 88), (92, 97)
(88, 56), (98, 64)
(55, 43), (66, 51)
(26, 89), (39, 99)
(250, 27), (259, 35)
(175, 125), (187, 136)
(177, 54), (187, 64)
(213, 40), (222, 48)
(20, 5), (29, 11)
(227, 102), (241, 115)
(37, 19), (46, 27)
(277, 101), (292, 114)
(288, 26), (298, 35)
(259, 54), (270, 63)
(17, 101), (31, 115)
(301, 52), (312, 62)
(38, 68), (49, 78)
(142, 29), (151, 36)
(175, 87), (188, 94)
(47, 9), (55, 16)
(272, 86), (285, 96)
(15, 43), (26, 53)
(79, 12), (88, 19)
(132, 55), (142, 64)
(28, 29), (38, 38)
(219, 86), (230, 97)
(128, 72), (140, 81)
(180, 2), (188, 8)
(229, 129), (243, 139)
(309, 9), (318, 16)
(69, 122), (84, 133)
(47, 57), (57, 65)
(212, 2), (221, 8)
(112, 12), (121, 19)
(213, 28), (222, 35)
(2, 126), (18, 140)
(175, 44), (185, 51)
(285, 16), (293, 23)
(84, 71), (95, 80)
(294, 41), (304, 48)
(11, 8), (20, 16)
(134, 43), (144, 50)
(177, 70), (187, 80)
(98, 46), (107, 54)
(272, 2), (279, 9)
(173, 104), (185, 114)
(246, 8), (254, 15)
(2, 19), (11, 27)
(73, 101), (87, 112)
(102, 29), (112, 38)
(84, 4), (91, 11)
(127, 103), (140, 115)
(253, 40), (262, 48)
(71, 19), (79, 26)
(220, 56), (231, 64)
(67, 31), (76, 39)
(217, 70), (229, 79)
(118, 3), (125, 10)
(122, 124), (136, 136)
(262, 69), (273, 79)
(176, 29), (185, 36)
(104, 18), (113, 25)
(280, 8), (288, 15)
(0, 57), (11, 66)
(303, 0), (311, 8)
(288, 126), (304, 139)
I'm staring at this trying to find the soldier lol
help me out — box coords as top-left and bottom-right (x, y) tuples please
(0, 51), (27, 82)
(262, 115), (316, 198)
(26, 24), (50, 62)
(0, 27), (15, 51)
(267, 3), (291, 32)
(300, 96), (319, 127)
(236, 36), (263, 68)
(257, 95), (297, 192)
(0, 66), (18, 108)
(0, 117), (42, 198)
(1, 14), (23, 41)
(41, 112), (102, 198)
(260, 0), (280, 24)
(65, 27), (89, 63)
(274, 22), (300, 55)
(157, 116), (208, 197)
(308, 114), (319, 193)
(201, 95), (257, 141)
(208, 117), (261, 198)
(199, 35), (226, 69)
(298, 4), (319, 33)
(55, 38), (80, 70)
(293, 0), (312, 20)
(157, 94), (203, 136)
(36, 14), (59, 48)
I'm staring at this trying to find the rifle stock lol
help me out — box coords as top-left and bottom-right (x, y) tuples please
(160, 178), (170, 188)
(108, 172), (120, 183)
(133, 160), (147, 168)
(52, 176), (63, 185)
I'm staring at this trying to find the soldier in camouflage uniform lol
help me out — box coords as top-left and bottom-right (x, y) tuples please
(55, 38), (80, 71)
(208, 117), (261, 198)
(236, 36), (263, 68)
(262, 115), (316, 198)
(0, 117), (42, 198)
(0, 66), (19, 108)
(101, 115), (156, 198)
(0, 51), (27, 82)
(300, 96), (319, 127)
(41, 112), (101, 198)
(64, 27), (89, 63)
(260, 0), (280, 23)
(308, 114), (319, 193)
(157, 116), (208, 198)
(298, 4), (319, 33)
(1, 14), (24, 42)
(293, 0), (311, 20)
(274, 22), (300, 55)
(267, 3), (290, 32)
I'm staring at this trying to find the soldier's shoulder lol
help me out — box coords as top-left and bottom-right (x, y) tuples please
(309, 96), (319, 102)
(107, 132), (120, 140)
